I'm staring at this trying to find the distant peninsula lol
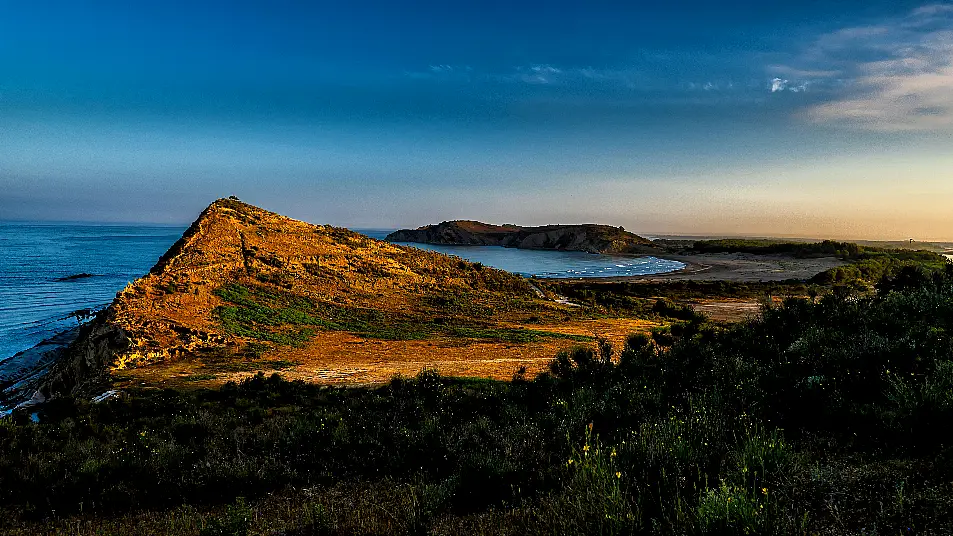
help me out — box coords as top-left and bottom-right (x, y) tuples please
(386, 220), (661, 255)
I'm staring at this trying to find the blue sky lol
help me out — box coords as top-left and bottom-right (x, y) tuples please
(2, 1), (952, 239)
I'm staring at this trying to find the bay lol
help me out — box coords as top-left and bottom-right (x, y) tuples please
(355, 229), (685, 279)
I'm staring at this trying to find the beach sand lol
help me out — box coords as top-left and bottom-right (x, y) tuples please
(561, 253), (846, 283)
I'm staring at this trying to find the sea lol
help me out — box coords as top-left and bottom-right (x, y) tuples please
(0, 222), (186, 362)
(0, 224), (683, 362)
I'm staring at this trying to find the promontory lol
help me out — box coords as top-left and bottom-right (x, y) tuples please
(17, 199), (658, 402)
(386, 220), (661, 255)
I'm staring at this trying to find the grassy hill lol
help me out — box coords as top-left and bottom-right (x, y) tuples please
(42, 199), (665, 397)
(387, 220), (659, 254)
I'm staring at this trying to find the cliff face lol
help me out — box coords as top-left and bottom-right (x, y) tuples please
(37, 199), (547, 397)
(39, 313), (130, 398)
(387, 221), (660, 255)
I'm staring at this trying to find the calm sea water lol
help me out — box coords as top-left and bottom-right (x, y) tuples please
(358, 229), (685, 278)
(0, 223), (184, 361)
(0, 225), (682, 361)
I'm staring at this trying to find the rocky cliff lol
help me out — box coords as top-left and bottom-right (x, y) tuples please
(386, 220), (660, 255)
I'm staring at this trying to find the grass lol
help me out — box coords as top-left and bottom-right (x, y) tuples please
(446, 326), (592, 343)
(183, 373), (218, 382)
(201, 358), (302, 373)
(547, 279), (815, 303)
(213, 282), (595, 345)
(3, 261), (952, 534)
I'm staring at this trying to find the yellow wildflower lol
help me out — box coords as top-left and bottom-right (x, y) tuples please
(762, 487), (768, 494)
(567, 458), (574, 465)
(615, 472), (621, 479)
(582, 445), (590, 452)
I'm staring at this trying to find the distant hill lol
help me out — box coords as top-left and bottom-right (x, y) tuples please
(387, 220), (660, 255)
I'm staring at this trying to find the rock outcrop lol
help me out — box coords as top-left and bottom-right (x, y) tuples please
(386, 221), (660, 255)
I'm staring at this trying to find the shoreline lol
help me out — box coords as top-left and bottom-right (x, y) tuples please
(547, 253), (846, 283)
(394, 239), (846, 283)
(1, 326), (82, 410)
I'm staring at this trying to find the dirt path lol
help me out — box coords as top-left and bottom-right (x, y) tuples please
(528, 280), (580, 307)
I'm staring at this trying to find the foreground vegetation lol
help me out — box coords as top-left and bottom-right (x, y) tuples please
(545, 279), (814, 317)
(3, 264), (953, 534)
(685, 238), (949, 289)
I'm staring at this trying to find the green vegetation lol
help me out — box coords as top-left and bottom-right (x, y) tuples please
(812, 247), (949, 288)
(684, 238), (950, 289)
(688, 238), (867, 257)
(3, 264), (953, 533)
(387, 220), (654, 254)
(182, 373), (218, 382)
(213, 282), (592, 345)
(545, 279), (815, 317)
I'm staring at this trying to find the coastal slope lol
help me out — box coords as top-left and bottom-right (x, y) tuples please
(37, 199), (650, 398)
(386, 220), (661, 254)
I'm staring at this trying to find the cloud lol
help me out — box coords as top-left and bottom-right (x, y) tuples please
(807, 63), (953, 130)
(511, 64), (563, 84)
(407, 63), (624, 87)
(911, 4), (953, 18)
(767, 65), (840, 79)
(403, 64), (475, 82)
(529, 64), (561, 74)
(408, 62), (752, 98)
(768, 77), (811, 93)
(781, 4), (953, 130)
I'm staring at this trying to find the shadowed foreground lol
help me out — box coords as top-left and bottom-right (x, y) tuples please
(2, 264), (953, 534)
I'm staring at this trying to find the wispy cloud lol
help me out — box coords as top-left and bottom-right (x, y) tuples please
(405, 63), (632, 87)
(403, 64), (475, 82)
(779, 4), (953, 131)
(405, 63), (750, 98)
(769, 78), (810, 93)
(510, 64), (563, 84)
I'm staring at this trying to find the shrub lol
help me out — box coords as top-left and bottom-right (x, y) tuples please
(200, 497), (252, 536)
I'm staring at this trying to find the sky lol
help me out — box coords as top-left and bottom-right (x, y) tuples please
(1, 1), (952, 240)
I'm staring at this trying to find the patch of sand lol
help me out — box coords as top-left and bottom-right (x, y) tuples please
(566, 253), (845, 283)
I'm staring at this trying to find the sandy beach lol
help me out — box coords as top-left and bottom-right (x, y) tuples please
(559, 253), (846, 283)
